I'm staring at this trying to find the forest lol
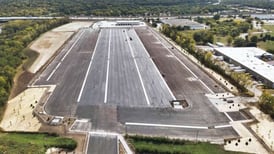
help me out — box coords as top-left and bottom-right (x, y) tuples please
(0, 0), (225, 16)
(222, 0), (274, 9)
(0, 18), (69, 115)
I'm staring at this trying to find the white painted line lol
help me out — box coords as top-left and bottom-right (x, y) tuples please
(46, 62), (61, 81)
(132, 29), (176, 100)
(117, 134), (133, 154)
(104, 29), (112, 103)
(125, 30), (151, 106)
(117, 135), (119, 154)
(45, 30), (85, 81)
(214, 124), (232, 129)
(77, 29), (102, 102)
(125, 122), (208, 129)
(89, 131), (118, 136)
(198, 79), (215, 94)
(150, 28), (214, 94)
(224, 112), (234, 122)
(61, 30), (85, 62)
(85, 133), (91, 154)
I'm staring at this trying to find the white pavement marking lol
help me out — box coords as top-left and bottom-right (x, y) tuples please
(46, 62), (61, 81)
(150, 28), (214, 94)
(85, 132), (91, 154)
(77, 29), (102, 103)
(117, 134), (133, 154)
(125, 122), (208, 129)
(125, 30), (151, 106)
(61, 30), (85, 62)
(132, 29), (176, 100)
(224, 112), (234, 122)
(214, 124), (232, 129)
(104, 29), (112, 103)
(46, 30), (85, 81)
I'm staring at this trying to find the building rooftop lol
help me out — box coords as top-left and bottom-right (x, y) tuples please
(214, 47), (274, 83)
(161, 19), (207, 28)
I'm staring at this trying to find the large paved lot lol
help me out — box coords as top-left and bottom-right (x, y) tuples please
(35, 25), (238, 140)
(77, 28), (174, 108)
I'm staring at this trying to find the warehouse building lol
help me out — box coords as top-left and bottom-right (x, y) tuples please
(160, 18), (209, 30)
(214, 47), (274, 88)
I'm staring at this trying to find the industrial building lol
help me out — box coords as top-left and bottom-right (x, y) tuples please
(160, 18), (209, 30)
(214, 47), (274, 88)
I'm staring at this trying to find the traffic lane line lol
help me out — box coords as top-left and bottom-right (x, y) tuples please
(149, 28), (214, 94)
(125, 122), (208, 129)
(46, 30), (85, 81)
(77, 29), (103, 102)
(125, 30), (151, 106)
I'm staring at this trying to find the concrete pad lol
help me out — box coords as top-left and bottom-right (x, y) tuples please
(250, 107), (274, 151)
(225, 122), (268, 154)
(0, 87), (48, 131)
(52, 22), (93, 32)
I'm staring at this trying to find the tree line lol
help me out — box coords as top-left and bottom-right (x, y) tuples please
(0, 18), (69, 113)
(259, 91), (274, 119)
(222, 0), (274, 10)
(160, 24), (252, 95)
(0, 0), (227, 17)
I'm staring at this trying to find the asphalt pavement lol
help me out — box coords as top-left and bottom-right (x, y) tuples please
(87, 134), (118, 154)
(77, 28), (174, 108)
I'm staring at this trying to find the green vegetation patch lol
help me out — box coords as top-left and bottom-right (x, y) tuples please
(259, 91), (274, 119)
(263, 25), (274, 36)
(0, 133), (77, 153)
(257, 41), (274, 54)
(0, 18), (69, 118)
(0, 0), (225, 16)
(127, 135), (244, 154)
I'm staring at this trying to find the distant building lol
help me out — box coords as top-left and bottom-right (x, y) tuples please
(214, 47), (274, 88)
(116, 21), (142, 26)
(160, 19), (209, 30)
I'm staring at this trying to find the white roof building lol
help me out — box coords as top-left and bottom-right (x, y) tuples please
(214, 47), (274, 88)
(160, 19), (209, 30)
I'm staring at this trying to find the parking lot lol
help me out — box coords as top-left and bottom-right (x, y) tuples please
(34, 24), (239, 141)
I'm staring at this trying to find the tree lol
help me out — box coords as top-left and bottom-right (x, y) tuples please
(213, 14), (220, 20)
(250, 35), (258, 43)
(233, 37), (246, 47)
(227, 36), (233, 46)
(193, 30), (214, 45)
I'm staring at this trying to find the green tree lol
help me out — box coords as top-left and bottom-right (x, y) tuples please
(193, 30), (214, 45)
(213, 14), (220, 20)
(250, 35), (258, 43)
(233, 37), (246, 47)
(227, 36), (233, 46)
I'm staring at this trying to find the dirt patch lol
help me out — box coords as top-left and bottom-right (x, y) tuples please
(9, 71), (34, 99)
(29, 31), (73, 73)
(0, 88), (48, 132)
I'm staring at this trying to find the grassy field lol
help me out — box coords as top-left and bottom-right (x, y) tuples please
(256, 25), (274, 53)
(0, 133), (77, 153)
(258, 41), (274, 53)
(263, 25), (274, 36)
(127, 135), (245, 154)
